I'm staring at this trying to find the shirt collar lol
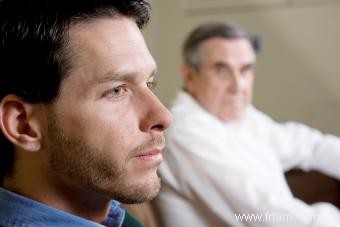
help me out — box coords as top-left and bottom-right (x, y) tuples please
(175, 90), (251, 129)
(0, 187), (125, 227)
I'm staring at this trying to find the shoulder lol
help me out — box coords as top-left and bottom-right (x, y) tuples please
(169, 91), (225, 137)
(121, 211), (144, 227)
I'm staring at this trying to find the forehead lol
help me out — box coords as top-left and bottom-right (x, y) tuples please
(67, 16), (154, 79)
(200, 37), (255, 64)
(69, 16), (146, 52)
(54, 16), (156, 100)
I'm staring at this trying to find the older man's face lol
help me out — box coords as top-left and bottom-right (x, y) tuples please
(186, 37), (255, 122)
(41, 17), (172, 203)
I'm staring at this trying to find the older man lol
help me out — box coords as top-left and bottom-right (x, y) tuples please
(154, 22), (340, 227)
(0, 0), (172, 226)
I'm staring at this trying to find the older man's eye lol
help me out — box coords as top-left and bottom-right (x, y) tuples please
(215, 65), (225, 73)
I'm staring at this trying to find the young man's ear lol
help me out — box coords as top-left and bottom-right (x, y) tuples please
(0, 95), (43, 152)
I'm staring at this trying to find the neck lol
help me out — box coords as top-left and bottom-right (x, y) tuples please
(4, 153), (112, 223)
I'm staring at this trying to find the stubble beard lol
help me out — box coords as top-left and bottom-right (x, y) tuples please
(45, 113), (161, 204)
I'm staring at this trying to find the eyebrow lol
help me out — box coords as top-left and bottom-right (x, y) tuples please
(96, 68), (157, 84)
(213, 61), (255, 69)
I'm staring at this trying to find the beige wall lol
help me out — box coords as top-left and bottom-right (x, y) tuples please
(144, 0), (340, 135)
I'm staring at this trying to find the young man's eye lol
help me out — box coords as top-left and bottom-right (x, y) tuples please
(104, 85), (127, 98)
(147, 80), (158, 90)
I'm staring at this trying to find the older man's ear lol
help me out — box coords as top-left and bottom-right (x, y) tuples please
(181, 63), (197, 92)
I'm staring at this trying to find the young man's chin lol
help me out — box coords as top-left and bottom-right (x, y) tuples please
(114, 176), (161, 204)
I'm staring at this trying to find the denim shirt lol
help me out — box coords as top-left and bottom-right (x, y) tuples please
(0, 187), (125, 227)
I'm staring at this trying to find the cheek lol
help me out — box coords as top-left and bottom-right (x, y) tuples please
(245, 80), (254, 99)
(204, 90), (225, 114)
(65, 108), (135, 151)
(58, 97), (142, 152)
(89, 112), (137, 148)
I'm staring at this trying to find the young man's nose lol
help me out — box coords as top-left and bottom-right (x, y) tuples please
(139, 90), (173, 133)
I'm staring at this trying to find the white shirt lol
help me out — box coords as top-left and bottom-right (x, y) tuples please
(155, 91), (340, 227)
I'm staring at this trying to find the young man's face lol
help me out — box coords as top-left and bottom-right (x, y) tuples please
(186, 37), (255, 122)
(41, 17), (172, 203)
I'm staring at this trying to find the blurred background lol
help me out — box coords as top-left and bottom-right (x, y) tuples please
(142, 0), (340, 207)
(143, 0), (340, 136)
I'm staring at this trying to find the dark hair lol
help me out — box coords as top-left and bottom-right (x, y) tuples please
(0, 0), (151, 185)
(182, 22), (261, 70)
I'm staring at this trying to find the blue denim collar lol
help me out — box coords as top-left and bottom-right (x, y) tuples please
(0, 187), (125, 226)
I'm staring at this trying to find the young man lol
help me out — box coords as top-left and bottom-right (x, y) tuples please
(154, 22), (340, 226)
(0, 0), (172, 226)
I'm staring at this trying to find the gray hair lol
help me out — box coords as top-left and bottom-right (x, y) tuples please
(182, 22), (260, 70)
